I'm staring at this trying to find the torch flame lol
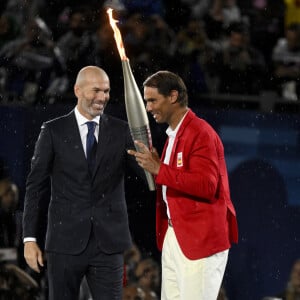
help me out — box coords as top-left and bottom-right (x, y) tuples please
(106, 8), (155, 190)
(107, 8), (128, 61)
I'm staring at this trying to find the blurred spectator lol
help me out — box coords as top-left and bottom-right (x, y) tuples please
(147, 14), (177, 58)
(121, 12), (154, 84)
(210, 0), (242, 28)
(175, 18), (219, 98)
(0, 13), (20, 49)
(123, 283), (146, 300)
(216, 21), (267, 95)
(103, 0), (127, 15)
(180, 0), (211, 19)
(0, 13), (21, 100)
(4, 0), (45, 28)
(0, 17), (65, 103)
(284, 0), (300, 28)
(205, 0), (243, 40)
(91, 20), (123, 103)
(0, 175), (20, 248)
(0, 262), (40, 299)
(38, 0), (101, 40)
(134, 258), (160, 298)
(124, 243), (142, 284)
(138, 13), (177, 81)
(122, 12), (149, 56)
(56, 6), (96, 99)
(144, 290), (158, 300)
(0, 172), (23, 268)
(271, 22), (300, 101)
(0, 171), (40, 296)
(244, 0), (284, 67)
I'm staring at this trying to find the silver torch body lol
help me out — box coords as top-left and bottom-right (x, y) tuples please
(121, 60), (156, 191)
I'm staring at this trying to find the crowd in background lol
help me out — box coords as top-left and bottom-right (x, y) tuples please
(0, 0), (299, 106)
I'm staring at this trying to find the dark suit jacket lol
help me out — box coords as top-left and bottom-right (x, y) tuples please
(23, 110), (141, 255)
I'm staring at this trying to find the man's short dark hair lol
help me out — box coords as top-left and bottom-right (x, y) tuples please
(143, 71), (188, 106)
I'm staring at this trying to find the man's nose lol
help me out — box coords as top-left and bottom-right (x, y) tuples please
(146, 102), (152, 112)
(96, 91), (106, 100)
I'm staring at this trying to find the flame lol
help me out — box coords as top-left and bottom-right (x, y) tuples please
(107, 8), (128, 61)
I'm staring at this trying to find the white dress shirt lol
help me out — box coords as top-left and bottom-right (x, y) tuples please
(162, 111), (188, 219)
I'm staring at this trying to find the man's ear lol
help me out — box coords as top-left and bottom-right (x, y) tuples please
(74, 84), (80, 98)
(170, 90), (179, 104)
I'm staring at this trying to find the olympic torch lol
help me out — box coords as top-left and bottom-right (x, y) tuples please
(107, 8), (156, 191)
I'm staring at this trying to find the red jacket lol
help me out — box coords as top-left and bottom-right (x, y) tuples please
(155, 109), (238, 260)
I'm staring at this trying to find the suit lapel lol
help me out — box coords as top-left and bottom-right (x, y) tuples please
(65, 111), (88, 170)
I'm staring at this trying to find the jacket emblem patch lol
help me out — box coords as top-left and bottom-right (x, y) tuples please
(177, 152), (183, 167)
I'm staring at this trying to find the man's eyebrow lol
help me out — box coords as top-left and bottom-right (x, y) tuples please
(92, 87), (110, 92)
(144, 97), (156, 102)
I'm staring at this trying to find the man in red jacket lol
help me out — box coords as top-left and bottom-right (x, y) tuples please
(128, 70), (238, 300)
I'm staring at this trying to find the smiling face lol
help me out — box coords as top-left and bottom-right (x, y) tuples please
(74, 66), (110, 120)
(144, 86), (176, 125)
(144, 86), (189, 130)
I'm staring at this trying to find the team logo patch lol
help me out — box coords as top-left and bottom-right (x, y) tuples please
(177, 152), (183, 167)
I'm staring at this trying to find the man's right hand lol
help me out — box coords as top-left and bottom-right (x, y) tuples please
(24, 241), (44, 273)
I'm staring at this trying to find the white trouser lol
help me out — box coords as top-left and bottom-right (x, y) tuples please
(161, 226), (229, 300)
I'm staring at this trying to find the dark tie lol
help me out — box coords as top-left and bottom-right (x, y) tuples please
(86, 121), (97, 174)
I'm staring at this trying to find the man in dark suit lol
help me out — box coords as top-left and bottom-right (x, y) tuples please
(23, 66), (142, 300)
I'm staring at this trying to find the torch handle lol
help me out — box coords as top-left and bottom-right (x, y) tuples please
(130, 125), (156, 191)
(130, 125), (153, 151)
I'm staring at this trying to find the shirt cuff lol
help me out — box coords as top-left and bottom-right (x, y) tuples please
(23, 237), (37, 243)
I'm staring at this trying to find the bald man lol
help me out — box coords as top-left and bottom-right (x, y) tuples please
(23, 66), (143, 300)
